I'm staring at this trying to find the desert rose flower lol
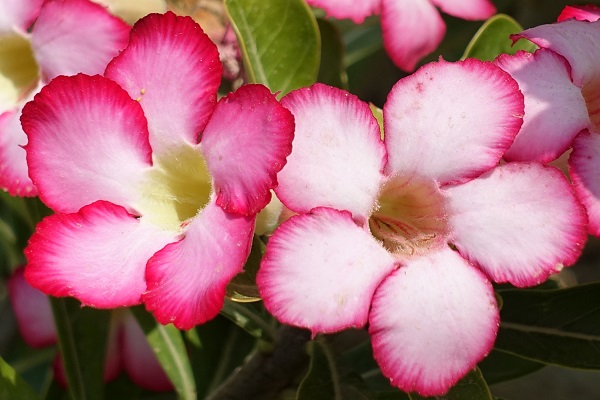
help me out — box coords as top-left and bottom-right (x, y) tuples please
(257, 59), (587, 395)
(0, 0), (131, 196)
(493, 13), (600, 235)
(306, 0), (496, 71)
(21, 12), (294, 330)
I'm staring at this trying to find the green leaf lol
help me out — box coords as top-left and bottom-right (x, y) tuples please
(407, 368), (492, 400)
(462, 14), (537, 61)
(0, 355), (41, 400)
(220, 300), (275, 341)
(495, 283), (600, 369)
(131, 306), (196, 400)
(478, 349), (544, 384)
(226, 235), (265, 302)
(297, 338), (376, 400)
(317, 18), (347, 89)
(49, 297), (110, 400)
(225, 0), (320, 96)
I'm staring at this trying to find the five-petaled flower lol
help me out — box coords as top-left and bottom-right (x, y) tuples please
(20, 12), (294, 330)
(305, 0), (496, 71)
(256, 59), (587, 396)
(0, 0), (132, 196)
(493, 10), (600, 237)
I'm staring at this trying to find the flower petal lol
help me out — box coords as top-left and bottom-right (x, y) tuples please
(445, 162), (587, 287)
(0, 0), (43, 33)
(380, 0), (445, 72)
(21, 74), (152, 213)
(384, 58), (523, 184)
(369, 247), (498, 397)
(494, 50), (590, 162)
(0, 108), (36, 196)
(557, 5), (600, 22)
(516, 19), (600, 87)
(120, 311), (173, 391)
(201, 84), (294, 216)
(305, 0), (380, 23)
(277, 83), (386, 222)
(7, 267), (56, 348)
(431, 0), (495, 20)
(143, 198), (254, 330)
(569, 130), (600, 236)
(92, 0), (168, 24)
(257, 207), (396, 336)
(25, 201), (176, 308)
(105, 12), (222, 153)
(31, 0), (130, 81)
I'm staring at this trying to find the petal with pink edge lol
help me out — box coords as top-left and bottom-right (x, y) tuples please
(445, 162), (587, 287)
(31, 0), (130, 81)
(305, 0), (380, 23)
(384, 59), (523, 184)
(277, 84), (386, 222)
(494, 50), (590, 162)
(105, 12), (222, 153)
(570, 130), (600, 237)
(558, 5), (600, 22)
(25, 201), (176, 308)
(369, 247), (498, 397)
(431, 0), (495, 20)
(143, 198), (254, 330)
(120, 311), (173, 391)
(257, 207), (396, 336)
(0, 0), (43, 33)
(22, 74), (152, 214)
(0, 108), (36, 196)
(515, 19), (600, 87)
(201, 84), (294, 216)
(380, 0), (445, 72)
(7, 267), (56, 348)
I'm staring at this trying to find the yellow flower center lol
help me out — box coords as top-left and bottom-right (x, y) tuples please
(0, 33), (38, 109)
(369, 174), (449, 257)
(136, 144), (212, 231)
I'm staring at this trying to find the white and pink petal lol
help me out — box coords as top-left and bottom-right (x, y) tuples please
(557, 5), (600, 22)
(305, 0), (380, 23)
(369, 247), (499, 396)
(431, 0), (495, 20)
(7, 267), (56, 348)
(384, 58), (523, 184)
(445, 162), (587, 287)
(105, 12), (222, 153)
(494, 50), (590, 162)
(0, 108), (36, 196)
(380, 0), (445, 72)
(257, 207), (396, 336)
(31, 0), (130, 81)
(143, 198), (255, 330)
(0, 0), (43, 33)
(25, 201), (176, 308)
(569, 130), (600, 237)
(277, 83), (386, 223)
(201, 84), (294, 216)
(22, 74), (152, 214)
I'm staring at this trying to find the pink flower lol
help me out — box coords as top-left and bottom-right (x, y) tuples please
(493, 12), (600, 235)
(7, 267), (173, 391)
(20, 12), (294, 330)
(0, 0), (131, 196)
(256, 59), (587, 396)
(306, 0), (496, 71)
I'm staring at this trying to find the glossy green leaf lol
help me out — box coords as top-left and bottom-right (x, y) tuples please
(462, 14), (537, 61)
(226, 236), (265, 302)
(131, 306), (196, 400)
(225, 0), (320, 96)
(408, 368), (492, 400)
(478, 349), (544, 384)
(297, 338), (375, 400)
(0, 355), (41, 400)
(317, 18), (347, 89)
(495, 283), (600, 368)
(49, 297), (110, 400)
